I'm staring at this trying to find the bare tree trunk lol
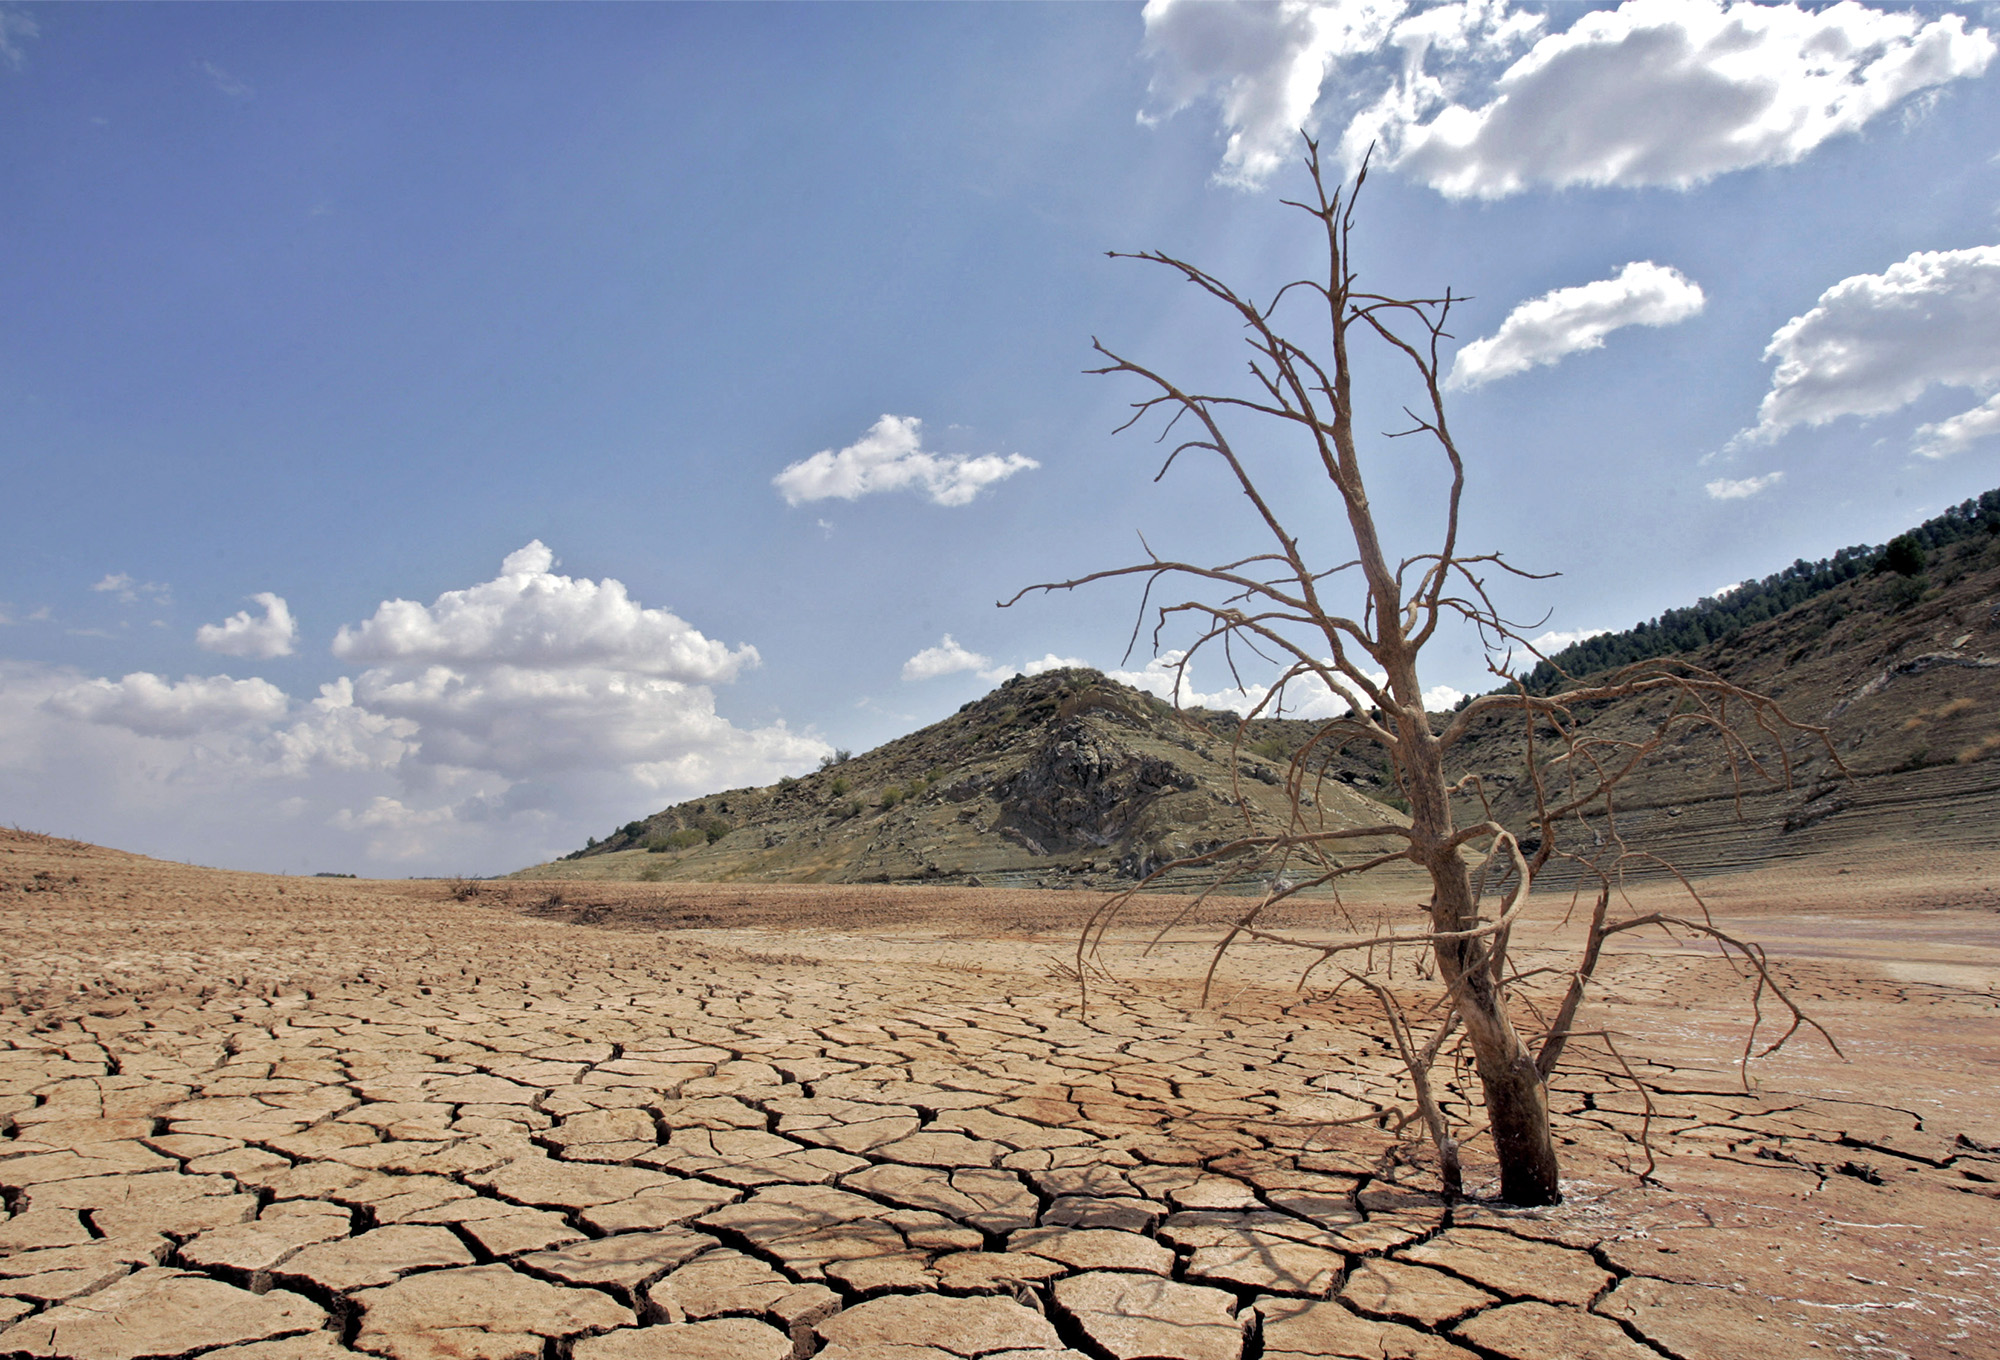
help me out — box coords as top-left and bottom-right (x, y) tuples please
(1403, 710), (1563, 1205)
(1431, 857), (1561, 1204)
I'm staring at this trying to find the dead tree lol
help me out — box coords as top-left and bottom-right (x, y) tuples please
(1006, 141), (1836, 1207)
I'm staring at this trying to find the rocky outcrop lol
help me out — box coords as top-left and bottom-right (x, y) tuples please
(994, 719), (1196, 854)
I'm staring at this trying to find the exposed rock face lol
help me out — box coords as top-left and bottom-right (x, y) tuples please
(995, 719), (1196, 856)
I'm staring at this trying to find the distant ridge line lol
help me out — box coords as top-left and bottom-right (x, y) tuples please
(1520, 486), (2000, 692)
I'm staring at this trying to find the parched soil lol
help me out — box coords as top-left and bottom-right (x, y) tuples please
(1, 828), (1995, 1360)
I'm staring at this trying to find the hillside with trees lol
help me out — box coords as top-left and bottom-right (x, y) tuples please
(1519, 490), (2000, 691)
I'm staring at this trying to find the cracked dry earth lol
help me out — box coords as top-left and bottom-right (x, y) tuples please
(2, 831), (1997, 1360)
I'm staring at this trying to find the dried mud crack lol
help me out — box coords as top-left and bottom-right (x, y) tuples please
(2, 830), (1996, 1359)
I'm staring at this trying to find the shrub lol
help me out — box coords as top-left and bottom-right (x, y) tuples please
(1883, 574), (1929, 611)
(1880, 533), (1926, 578)
(702, 818), (731, 844)
(880, 786), (905, 809)
(653, 827), (706, 852)
(830, 776), (850, 797)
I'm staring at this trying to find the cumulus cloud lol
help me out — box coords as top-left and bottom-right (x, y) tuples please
(334, 542), (755, 681)
(1020, 653), (1093, 678)
(327, 544), (828, 855)
(197, 592), (298, 660)
(263, 679), (417, 778)
(1707, 472), (1785, 500)
(1915, 393), (2000, 460)
(1100, 651), (1463, 720)
(347, 663), (816, 783)
(992, 648), (1467, 716)
(772, 415), (1039, 508)
(1448, 262), (1703, 388)
(2, 546), (831, 876)
(45, 672), (290, 738)
(332, 545), (825, 790)
(1379, 1), (1994, 198)
(1142, 0), (1993, 195)
(1737, 246), (2000, 452)
(1140, 0), (1429, 187)
(901, 635), (995, 682)
(1526, 628), (1611, 654)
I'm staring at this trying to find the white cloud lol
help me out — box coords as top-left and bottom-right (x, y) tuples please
(91, 573), (171, 606)
(1915, 392), (2000, 459)
(0, 9), (37, 70)
(772, 415), (1039, 508)
(994, 649), (1467, 716)
(263, 679), (418, 777)
(1020, 653), (1093, 678)
(1448, 262), (1703, 388)
(1102, 651), (1462, 720)
(1143, 0), (1994, 195)
(1419, 684), (1468, 712)
(1140, 0), (1425, 187)
(1739, 245), (2000, 449)
(1707, 472), (1785, 500)
(328, 797), (468, 864)
(0, 546), (831, 876)
(334, 546), (824, 791)
(348, 663), (818, 783)
(45, 672), (290, 738)
(1526, 628), (1611, 654)
(197, 592), (298, 660)
(1381, 1), (1994, 198)
(334, 541), (754, 681)
(901, 635), (996, 682)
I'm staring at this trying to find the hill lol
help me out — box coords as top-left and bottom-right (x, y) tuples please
(1437, 522), (2000, 884)
(1518, 488), (2000, 691)
(512, 668), (1411, 891)
(516, 502), (2000, 890)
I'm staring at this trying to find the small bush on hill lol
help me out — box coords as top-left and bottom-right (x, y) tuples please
(1883, 574), (1929, 612)
(1879, 533), (1926, 578)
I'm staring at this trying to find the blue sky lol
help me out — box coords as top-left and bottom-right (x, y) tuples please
(3, 1), (1997, 875)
